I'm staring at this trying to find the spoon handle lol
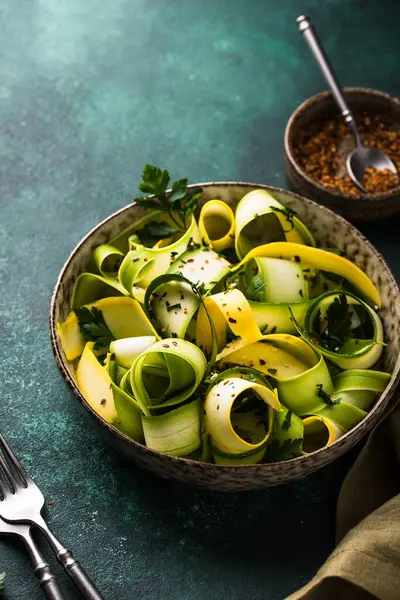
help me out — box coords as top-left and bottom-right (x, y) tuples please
(297, 15), (361, 145)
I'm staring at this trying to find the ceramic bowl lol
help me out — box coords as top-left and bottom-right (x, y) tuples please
(285, 88), (400, 222)
(50, 183), (400, 491)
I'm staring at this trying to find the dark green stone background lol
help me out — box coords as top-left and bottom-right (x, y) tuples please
(1, 1), (399, 598)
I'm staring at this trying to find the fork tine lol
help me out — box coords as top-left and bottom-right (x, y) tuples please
(0, 434), (30, 487)
(0, 457), (13, 497)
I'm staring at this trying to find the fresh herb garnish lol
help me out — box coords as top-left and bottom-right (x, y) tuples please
(245, 275), (267, 302)
(313, 294), (352, 351)
(135, 164), (203, 238)
(271, 206), (297, 231)
(192, 281), (208, 297)
(166, 303), (182, 312)
(282, 410), (292, 430)
(267, 368), (277, 375)
(316, 383), (340, 406)
(75, 306), (115, 350)
(266, 438), (302, 462)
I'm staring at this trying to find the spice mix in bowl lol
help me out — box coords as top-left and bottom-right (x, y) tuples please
(285, 88), (400, 221)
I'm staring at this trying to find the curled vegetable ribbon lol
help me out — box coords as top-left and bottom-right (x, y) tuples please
(233, 242), (381, 308)
(234, 189), (315, 260)
(204, 369), (280, 464)
(118, 215), (201, 302)
(72, 237), (141, 308)
(141, 398), (202, 457)
(240, 254), (312, 335)
(71, 213), (200, 307)
(313, 368), (391, 432)
(196, 288), (263, 353)
(265, 404), (304, 462)
(301, 415), (344, 455)
(58, 297), (158, 361)
(198, 200), (235, 252)
(290, 290), (384, 370)
(217, 333), (334, 416)
(146, 248), (231, 339)
(130, 338), (207, 416)
(77, 342), (144, 441)
(105, 336), (207, 455)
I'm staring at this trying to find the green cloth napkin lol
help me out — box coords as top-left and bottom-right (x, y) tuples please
(288, 398), (400, 600)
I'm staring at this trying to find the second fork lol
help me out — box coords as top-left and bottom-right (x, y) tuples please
(0, 434), (105, 600)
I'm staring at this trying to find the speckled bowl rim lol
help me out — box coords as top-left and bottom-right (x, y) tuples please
(50, 181), (400, 476)
(284, 87), (400, 201)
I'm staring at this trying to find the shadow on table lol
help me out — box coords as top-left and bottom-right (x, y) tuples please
(107, 436), (360, 574)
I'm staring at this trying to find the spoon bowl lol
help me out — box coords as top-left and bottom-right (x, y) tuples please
(347, 146), (398, 193)
(297, 15), (399, 192)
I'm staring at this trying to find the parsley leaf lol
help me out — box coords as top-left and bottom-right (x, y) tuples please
(191, 281), (208, 297)
(75, 306), (115, 351)
(282, 410), (292, 430)
(136, 221), (180, 246)
(271, 206), (297, 231)
(265, 438), (302, 462)
(245, 275), (267, 302)
(312, 294), (352, 351)
(138, 164), (170, 198)
(316, 383), (340, 406)
(135, 164), (203, 232)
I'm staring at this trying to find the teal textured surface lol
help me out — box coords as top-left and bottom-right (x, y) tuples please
(1, 1), (399, 598)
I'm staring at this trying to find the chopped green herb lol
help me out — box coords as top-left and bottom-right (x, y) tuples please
(313, 294), (352, 351)
(299, 289), (304, 298)
(166, 303), (182, 312)
(282, 410), (292, 430)
(188, 237), (202, 250)
(245, 275), (267, 302)
(192, 281), (208, 297)
(75, 306), (115, 351)
(270, 205), (297, 232)
(316, 383), (340, 406)
(266, 438), (302, 462)
(268, 368), (277, 375)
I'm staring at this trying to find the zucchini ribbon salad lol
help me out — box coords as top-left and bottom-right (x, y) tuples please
(58, 166), (390, 464)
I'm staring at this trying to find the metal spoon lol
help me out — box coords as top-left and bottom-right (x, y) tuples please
(297, 15), (398, 193)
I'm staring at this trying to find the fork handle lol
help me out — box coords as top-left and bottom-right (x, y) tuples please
(34, 517), (105, 600)
(58, 551), (104, 600)
(36, 565), (66, 600)
(23, 530), (66, 600)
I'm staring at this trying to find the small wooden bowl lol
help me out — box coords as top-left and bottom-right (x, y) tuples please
(285, 88), (400, 222)
(50, 183), (400, 491)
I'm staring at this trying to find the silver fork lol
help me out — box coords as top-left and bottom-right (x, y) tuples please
(0, 434), (105, 600)
(0, 517), (66, 599)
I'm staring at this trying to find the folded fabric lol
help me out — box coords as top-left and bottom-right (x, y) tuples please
(287, 399), (400, 600)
